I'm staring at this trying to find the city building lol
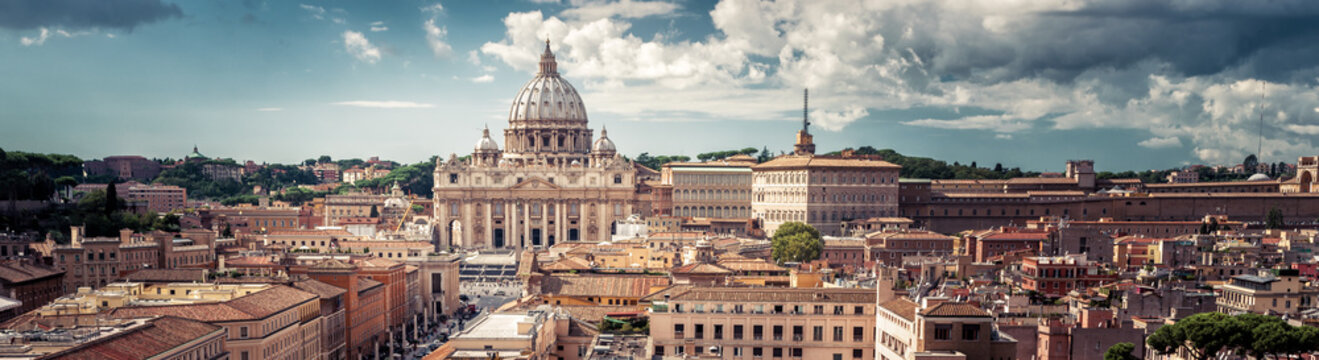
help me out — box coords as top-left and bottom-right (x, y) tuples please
(866, 230), (956, 267)
(752, 121), (901, 236)
(0, 316), (227, 360)
(43, 227), (218, 290)
(1164, 170), (1199, 184)
(649, 287), (877, 359)
(876, 297), (1018, 360)
(83, 155), (162, 182)
(126, 183), (188, 213)
(1217, 269), (1318, 316)
(404, 253), (461, 323)
(661, 155), (755, 219)
(0, 260), (64, 322)
(1018, 255), (1117, 298)
(427, 307), (563, 360)
(299, 259), (386, 359)
(432, 41), (638, 249)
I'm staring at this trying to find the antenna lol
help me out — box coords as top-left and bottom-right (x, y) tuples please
(803, 88), (810, 133)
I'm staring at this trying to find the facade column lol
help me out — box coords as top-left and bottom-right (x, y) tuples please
(556, 202), (565, 245)
(461, 201), (473, 249)
(484, 201), (493, 249)
(509, 200), (519, 251)
(437, 199), (449, 250)
(522, 201), (532, 249)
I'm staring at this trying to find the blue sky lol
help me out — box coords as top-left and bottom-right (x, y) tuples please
(3, 0), (1319, 172)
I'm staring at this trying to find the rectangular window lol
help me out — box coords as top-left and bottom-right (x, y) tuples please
(714, 324), (723, 340)
(853, 349), (863, 359)
(753, 347), (763, 357)
(753, 325), (764, 340)
(792, 348), (802, 358)
(773, 348), (783, 358)
(773, 325), (783, 341)
(695, 324), (704, 339)
(853, 327), (864, 342)
(962, 324), (980, 341)
(813, 305), (824, 314)
(733, 325), (744, 340)
(793, 325), (803, 341)
(240, 326), (248, 339)
(854, 306), (864, 314)
(833, 306), (844, 315)
(812, 326), (823, 341)
(832, 327), (843, 342)
(934, 324), (952, 340)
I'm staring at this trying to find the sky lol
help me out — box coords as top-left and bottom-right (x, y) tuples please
(3, 0), (1319, 172)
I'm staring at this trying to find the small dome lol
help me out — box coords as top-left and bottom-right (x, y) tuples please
(592, 127), (616, 153)
(475, 127), (499, 152)
(1247, 173), (1272, 181)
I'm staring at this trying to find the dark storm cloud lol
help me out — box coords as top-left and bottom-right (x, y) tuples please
(0, 0), (183, 31)
(883, 0), (1319, 85)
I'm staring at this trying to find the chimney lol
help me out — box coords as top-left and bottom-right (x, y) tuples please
(922, 296), (949, 309)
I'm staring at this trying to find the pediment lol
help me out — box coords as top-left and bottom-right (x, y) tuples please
(510, 177), (561, 190)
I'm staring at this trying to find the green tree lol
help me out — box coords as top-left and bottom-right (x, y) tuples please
(1103, 342), (1137, 360)
(104, 181), (119, 215)
(757, 146), (772, 163)
(1243, 154), (1259, 173)
(1266, 206), (1285, 229)
(1252, 321), (1300, 358)
(1147, 312), (1248, 360)
(317, 155), (332, 164)
(770, 222), (822, 263)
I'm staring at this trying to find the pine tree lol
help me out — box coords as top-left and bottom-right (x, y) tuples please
(104, 181), (119, 215)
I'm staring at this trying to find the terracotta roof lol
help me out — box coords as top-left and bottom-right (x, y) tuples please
(225, 256), (279, 267)
(549, 305), (637, 323)
(358, 278), (384, 292)
(0, 261), (62, 284)
(339, 240), (432, 249)
(981, 232), (1051, 241)
(540, 275), (670, 298)
(312, 258), (357, 270)
(109, 285), (316, 322)
(266, 229), (353, 237)
(717, 258), (787, 273)
(353, 257), (403, 268)
(1006, 177), (1078, 184)
(920, 302), (990, 317)
(879, 298), (918, 322)
(542, 257), (593, 271)
(292, 278), (347, 299)
(42, 316), (222, 360)
(122, 269), (206, 283)
(640, 285), (694, 302)
(670, 287), (875, 304)
(752, 155), (900, 170)
(672, 263), (732, 274)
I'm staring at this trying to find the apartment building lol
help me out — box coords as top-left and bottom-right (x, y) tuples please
(1217, 269), (1319, 316)
(649, 287), (876, 359)
(1019, 255), (1117, 298)
(126, 183), (188, 213)
(876, 297), (1018, 360)
(42, 227), (217, 291)
(866, 230), (956, 267)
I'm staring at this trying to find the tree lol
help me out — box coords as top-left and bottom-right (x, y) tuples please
(369, 205), (379, 218)
(757, 146), (772, 163)
(1103, 342), (1137, 360)
(770, 222), (822, 263)
(317, 155), (332, 164)
(1252, 321), (1301, 359)
(1147, 312), (1249, 360)
(1266, 206), (1284, 229)
(970, 161), (977, 169)
(303, 159), (317, 166)
(1243, 154), (1259, 173)
(104, 181), (119, 215)
(994, 163), (1003, 172)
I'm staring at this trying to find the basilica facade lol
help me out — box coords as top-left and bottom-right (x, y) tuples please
(432, 42), (638, 250)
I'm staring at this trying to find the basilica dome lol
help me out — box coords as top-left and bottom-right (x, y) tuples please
(474, 127), (499, 152)
(592, 127), (616, 153)
(508, 41), (587, 123)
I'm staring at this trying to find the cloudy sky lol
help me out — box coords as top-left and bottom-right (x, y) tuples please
(3, 0), (1319, 172)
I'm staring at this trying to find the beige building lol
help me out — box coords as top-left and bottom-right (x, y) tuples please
(428, 308), (562, 360)
(0, 316), (228, 360)
(876, 297), (1018, 360)
(44, 227), (217, 291)
(649, 287), (877, 359)
(752, 124), (901, 236)
(663, 156), (755, 220)
(433, 42), (637, 249)
(1217, 269), (1318, 316)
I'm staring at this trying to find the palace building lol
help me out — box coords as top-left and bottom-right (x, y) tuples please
(433, 41), (638, 250)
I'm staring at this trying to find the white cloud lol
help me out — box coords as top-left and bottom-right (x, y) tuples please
(422, 3), (444, 13)
(256, 107), (284, 112)
(1138, 136), (1183, 149)
(20, 27), (92, 46)
(903, 115), (1032, 133)
(561, 0), (680, 20)
(471, 75), (495, 83)
(370, 21), (388, 32)
(467, 50), (482, 65)
(810, 106), (869, 132)
(995, 134), (1013, 140)
(1285, 124), (1319, 135)
(342, 31), (381, 64)
(424, 19), (453, 58)
(473, 0), (1319, 165)
(332, 101), (434, 109)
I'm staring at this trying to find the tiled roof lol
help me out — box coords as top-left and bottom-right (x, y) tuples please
(1005, 177), (1078, 184)
(311, 259), (357, 270)
(717, 258), (787, 273)
(339, 240), (432, 249)
(109, 285), (316, 322)
(752, 155), (900, 170)
(541, 257), (593, 271)
(670, 287), (875, 304)
(122, 269), (206, 283)
(639, 285), (694, 302)
(0, 261), (62, 284)
(42, 316), (222, 360)
(358, 278), (384, 292)
(353, 257), (402, 268)
(879, 298), (918, 322)
(266, 229), (354, 237)
(920, 302), (990, 317)
(292, 278), (347, 299)
(672, 263), (732, 274)
(540, 275), (670, 298)
(981, 232), (1051, 241)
